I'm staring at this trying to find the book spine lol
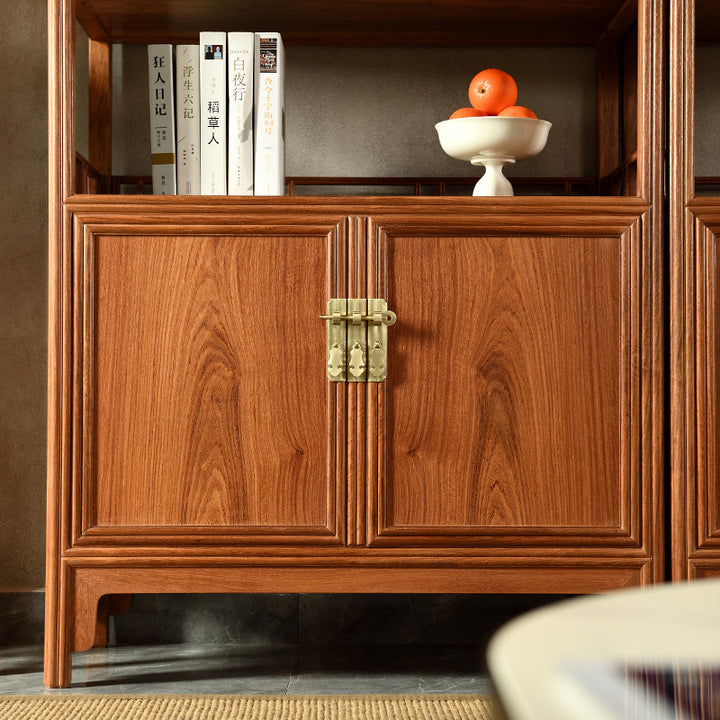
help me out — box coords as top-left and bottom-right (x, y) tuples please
(199, 32), (227, 195)
(227, 33), (254, 196)
(254, 33), (285, 196)
(175, 45), (201, 195)
(147, 44), (177, 195)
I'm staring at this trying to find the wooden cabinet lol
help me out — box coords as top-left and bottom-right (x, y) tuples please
(46, 0), (665, 688)
(670, 0), (720, 581)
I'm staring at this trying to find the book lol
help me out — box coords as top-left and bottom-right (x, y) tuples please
(199, 32), (227, 195)
(254, 33), (285, 196)
(175, 45), (201, 195)
(227, 32), (254, 195)
(147, 44), (177, 195)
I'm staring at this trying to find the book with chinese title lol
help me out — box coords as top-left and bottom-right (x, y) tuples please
(254, 33), (285, 196)
(175, 45), (200, 195)
(147, 44), (177, 194)
(199, 32), (227, 195)
(228, 32), (254, 195)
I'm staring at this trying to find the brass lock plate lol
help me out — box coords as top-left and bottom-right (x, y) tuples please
(324, 298), (347, 381)
(321, 298), (396, 382)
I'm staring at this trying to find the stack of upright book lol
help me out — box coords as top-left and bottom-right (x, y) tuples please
(147, 31), (284, 196)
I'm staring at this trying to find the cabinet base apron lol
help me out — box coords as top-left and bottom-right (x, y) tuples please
(43, 555), (653, 688)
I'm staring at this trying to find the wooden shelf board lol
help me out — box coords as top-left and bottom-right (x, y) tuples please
(77, 0), (629, 45)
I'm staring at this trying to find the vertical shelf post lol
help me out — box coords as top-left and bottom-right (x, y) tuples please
(88, 38), (112, 192)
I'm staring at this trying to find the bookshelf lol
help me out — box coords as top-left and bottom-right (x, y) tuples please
(46, 0), (665, 688)
(69, 2), (645, 197)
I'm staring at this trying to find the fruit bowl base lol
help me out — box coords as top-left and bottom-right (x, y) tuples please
(471, 156), (515, 196)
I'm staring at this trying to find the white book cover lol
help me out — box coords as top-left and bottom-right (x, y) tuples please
(254, 33), (285, 196)
(175, 45), (201, 195)
(199, 32), (227, 195)
(227, 33), (254, 195)
(147, 44), (177, 195)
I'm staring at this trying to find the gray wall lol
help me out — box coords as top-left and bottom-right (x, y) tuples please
(695, 45), (720, 177)
(105, 42), (598, 179)
(0, 0), (48, 590)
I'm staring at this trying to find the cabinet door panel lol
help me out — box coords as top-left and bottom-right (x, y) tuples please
(686, 212), (720, 576)
(79, 226), (342, 544)
(371, 224), (639, 548)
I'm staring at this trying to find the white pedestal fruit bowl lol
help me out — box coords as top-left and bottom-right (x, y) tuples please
(435, 116), (552, 196)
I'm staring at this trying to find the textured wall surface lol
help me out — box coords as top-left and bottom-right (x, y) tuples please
(0, 0), (48, 589)
(109, 43), (597, 179)
(695, 45), (720, 178)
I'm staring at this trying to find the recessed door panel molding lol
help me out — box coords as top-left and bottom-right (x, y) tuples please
(73, 214), (348, 547)
(364, 210), (655, 560)
(683, 207), (720, 576)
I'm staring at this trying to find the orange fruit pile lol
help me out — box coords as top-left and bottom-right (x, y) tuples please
(449, 68), (537, 120)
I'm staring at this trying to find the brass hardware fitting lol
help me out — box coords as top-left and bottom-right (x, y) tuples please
(319, 309), (397, 326)
(321, 299), (397, 382)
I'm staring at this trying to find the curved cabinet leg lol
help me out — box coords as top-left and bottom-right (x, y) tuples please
(44, 565), (110, 687)
(72, 570), (107, 654)
(94, 594), (133, 647)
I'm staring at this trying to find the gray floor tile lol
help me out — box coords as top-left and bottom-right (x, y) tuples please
(0, 643), (491, 696)
(288, 645), (492, 695)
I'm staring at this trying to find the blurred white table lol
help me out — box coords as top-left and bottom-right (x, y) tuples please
(487, 579), (720, 720)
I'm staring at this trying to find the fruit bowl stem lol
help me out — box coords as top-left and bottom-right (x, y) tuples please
(471, 156), (515, 196)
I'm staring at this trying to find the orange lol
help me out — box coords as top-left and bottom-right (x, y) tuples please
(449, 107), (488, 119)
(468, 68), (518, 115)
(497, 105), (537, 119)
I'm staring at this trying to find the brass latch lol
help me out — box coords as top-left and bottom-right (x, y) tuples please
(321, 299), (397, 382)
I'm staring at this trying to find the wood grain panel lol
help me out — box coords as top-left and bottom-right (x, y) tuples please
(373, 230), (633, 543)
(83, 230), (337, 537)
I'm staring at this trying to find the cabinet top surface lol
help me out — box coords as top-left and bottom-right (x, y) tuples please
(73, 0), (629, 45)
